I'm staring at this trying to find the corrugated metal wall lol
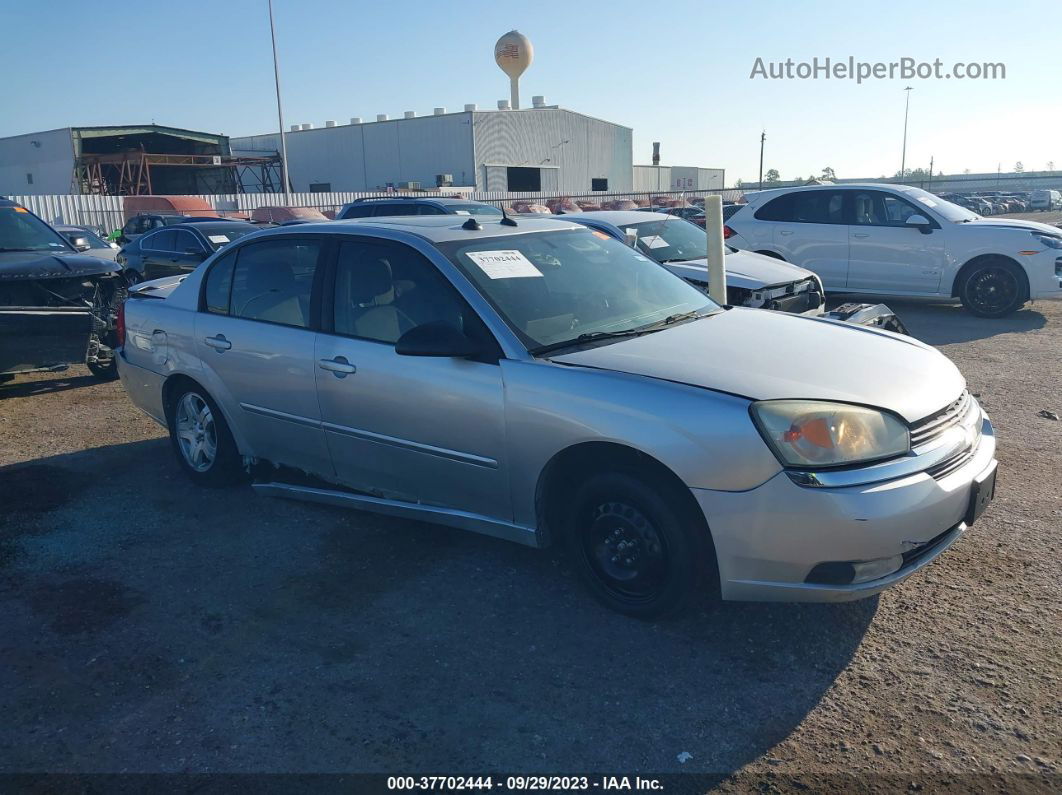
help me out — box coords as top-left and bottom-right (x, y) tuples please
(473, 109), (632, 193)
(10, 187), (745, 231)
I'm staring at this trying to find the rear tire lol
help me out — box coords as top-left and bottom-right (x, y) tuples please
(958, 258), (1027, 317)
(167, 385), (244, 487)
(563, 470), (713, 619)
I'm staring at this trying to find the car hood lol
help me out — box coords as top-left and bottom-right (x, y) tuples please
(963, 217), (1062, 235)
(550, 307), (964, 422)
(0, 249), (121, 280)
(663, 250), (816, 290)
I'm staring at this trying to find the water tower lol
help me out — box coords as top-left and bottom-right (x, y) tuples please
(494, 30), (533, 110)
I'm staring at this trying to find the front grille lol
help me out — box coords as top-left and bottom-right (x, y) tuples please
(910, 390), (972, 448)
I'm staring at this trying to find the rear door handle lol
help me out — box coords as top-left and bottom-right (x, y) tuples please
(853, 232), (870, 238)
(779, 230), (794, 236)
(204, 334), (231, 351)
(318, 357), (356, 377)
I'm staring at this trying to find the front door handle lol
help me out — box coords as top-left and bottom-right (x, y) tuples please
(318, 356), (356, 377)
(204, 334), (231, 351)
(778, 230), (794, 236)
(853, 232), (870, 238)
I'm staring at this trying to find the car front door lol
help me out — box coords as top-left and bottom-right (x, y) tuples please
(759, 190), (849, 289)
(194, 237), (333, 477)
(169, 229), (210, 274)
(314, 237), (510, 520)
(846, 190), (945, 294)
(138, 229), (178, 280)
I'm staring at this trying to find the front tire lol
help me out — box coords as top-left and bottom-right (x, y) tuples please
(564, 471), (713, 619)
(168, 386), (243, 487)
(959, 258), (1027, 317)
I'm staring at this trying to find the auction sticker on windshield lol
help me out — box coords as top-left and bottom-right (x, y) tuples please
(208, 235), (230, 244)
(466, 250), (542, 279)
(639, 235), (669, 249)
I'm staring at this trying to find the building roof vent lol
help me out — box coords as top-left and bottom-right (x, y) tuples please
(300, 123), (313, 130)
(497, 99), (511, 110)
(350, 117), (362, 125)
(404, 111), (416, 119)
(290, 125), (300, 132)
(464, 103), (478, 111)
(433, 107), (446, 115)
(532, 95), (545, 108)
(377, 114), (388, 122)
(324, 120), (337, 128)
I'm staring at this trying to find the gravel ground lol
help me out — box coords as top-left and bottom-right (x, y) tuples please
(0, 298), (1059, 791)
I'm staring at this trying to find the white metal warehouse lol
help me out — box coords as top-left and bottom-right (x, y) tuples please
(231, 103), (635, 194)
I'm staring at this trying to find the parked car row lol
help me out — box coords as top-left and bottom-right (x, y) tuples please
(114, 211), (998, 618)
(936, 189), (1062, 215)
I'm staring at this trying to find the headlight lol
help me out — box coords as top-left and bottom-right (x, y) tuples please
(1032, 233), (1062, 250)
(750, 400), (910, 467)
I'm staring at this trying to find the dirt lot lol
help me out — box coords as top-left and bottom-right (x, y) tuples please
(0, 298), (1059, 790)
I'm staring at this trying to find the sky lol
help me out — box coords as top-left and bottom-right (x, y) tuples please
(2, 0), (1057, 184)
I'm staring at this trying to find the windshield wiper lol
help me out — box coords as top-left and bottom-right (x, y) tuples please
(657, 257), (699, 264)
(530, 311), (716, 356)
(530, 327), (660, 356)
(0, 247), (40, 252)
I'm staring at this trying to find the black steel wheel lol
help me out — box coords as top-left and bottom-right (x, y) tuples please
(565, 471), (713, 618)
(959, 260), (1027, 317)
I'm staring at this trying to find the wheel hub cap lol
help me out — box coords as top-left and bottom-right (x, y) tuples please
(175, 393), (217, 472)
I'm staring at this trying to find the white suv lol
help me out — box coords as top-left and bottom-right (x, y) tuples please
(725, 184), (1062, 316)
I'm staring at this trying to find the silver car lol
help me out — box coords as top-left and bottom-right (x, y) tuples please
(116, 216), (997, 617)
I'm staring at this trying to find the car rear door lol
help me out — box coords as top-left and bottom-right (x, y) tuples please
(194, 236), (333, 477)
(846, 190), (944, 294)
(139, 229), (178, 280)
(757, 190), (849, 289)
(314, 236), (510, 521)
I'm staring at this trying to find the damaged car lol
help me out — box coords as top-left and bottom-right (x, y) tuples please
(0, 199), (125, 381)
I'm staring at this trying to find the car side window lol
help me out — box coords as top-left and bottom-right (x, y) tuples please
(202, 251), (236, 315)
(341, 204), (373, 219)
(756, 191), (844, 224)
(229, 239), (322, 328)
(332, 239), (477, 346)
(374, 204), (417, 217)
(143, 229), (176, 252)
(417, 204), (446, 215)
(851, 192), (921, 226)
(173, 229), (205, 253)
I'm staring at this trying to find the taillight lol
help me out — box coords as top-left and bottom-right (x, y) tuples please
(723, 225), (735, 239)
(115, 301), (126, 348)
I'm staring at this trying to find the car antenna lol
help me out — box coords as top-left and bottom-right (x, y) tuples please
(499, 204), (518, 226)
(462, 216), (483, 230)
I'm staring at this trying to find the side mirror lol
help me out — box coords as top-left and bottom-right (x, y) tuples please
(395, 322), (482, 358)
(905, 214), (933, 233)
(70, 236), (91, 251)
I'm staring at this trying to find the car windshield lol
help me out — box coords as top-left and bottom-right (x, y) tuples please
(0, 206), (74, 252)
(449, 203), (504, 217)
(620, 218), (708, 263)
(439, 228), (718, 352)
(897, 187), (979, 222)
(66, 229), (111, 249)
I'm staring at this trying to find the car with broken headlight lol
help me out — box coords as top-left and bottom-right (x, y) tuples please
(0, 198), (125, 380)
(115, 215), (997, 617)
(558, 210), (826, 314)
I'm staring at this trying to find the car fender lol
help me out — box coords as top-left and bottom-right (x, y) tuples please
(500, 358), (781, 529)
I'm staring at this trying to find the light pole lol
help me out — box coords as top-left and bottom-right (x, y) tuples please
(899, 86), (913, 180)
(758, 130), (766, 191)
(268, 0), (290, 200)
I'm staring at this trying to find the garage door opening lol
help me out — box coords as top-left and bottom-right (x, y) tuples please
(507, 167), (542, 192)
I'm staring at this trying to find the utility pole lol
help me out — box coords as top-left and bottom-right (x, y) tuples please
(900, 86), (913, 181)
(997, 163), (1001, 188)
(758, 130), (766, 191)
(928, 155), (933, 190)
(268, 0), (290, 200)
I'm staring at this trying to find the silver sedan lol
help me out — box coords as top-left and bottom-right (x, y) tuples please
(116, 216), (997, 618)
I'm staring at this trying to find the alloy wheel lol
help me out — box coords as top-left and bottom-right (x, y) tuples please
(968, 266), (1018, 315)
(175, 393), (217, 472)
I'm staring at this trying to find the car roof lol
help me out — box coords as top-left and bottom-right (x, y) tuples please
(260, 216), (585, 243)
(170, 221), (258, 234)
(350, 197), (489, 206)
(570, 211), (674, 226)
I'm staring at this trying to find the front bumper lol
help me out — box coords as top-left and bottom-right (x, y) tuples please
(693, 413), (997, 602)
(1028, 252), (1062, 299)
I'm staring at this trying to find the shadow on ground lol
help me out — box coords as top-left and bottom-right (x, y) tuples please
(0, 440), (877, 776)
(0, 371), (101, 399)
(827, 296), (1046, 346)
